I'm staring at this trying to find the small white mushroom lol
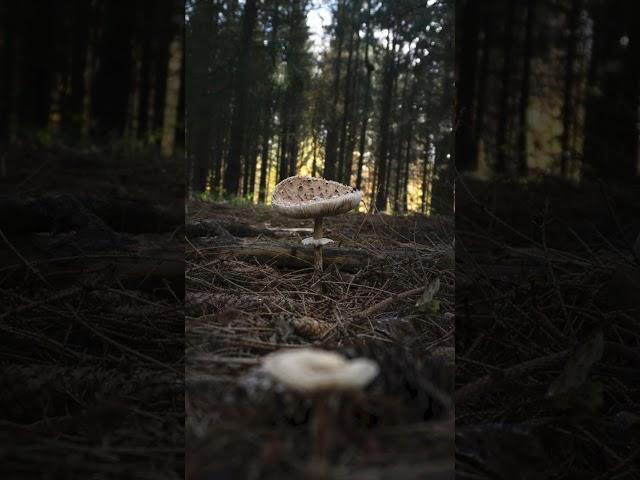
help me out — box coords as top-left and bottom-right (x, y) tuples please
(301, 237), (334, 247)
(263, 348), (378, 459)
(271, 176), (361, 273)
(263, 348), (379, 393)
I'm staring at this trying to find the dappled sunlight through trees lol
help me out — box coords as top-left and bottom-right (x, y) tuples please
(186, 0), (454, 214)
(456, 0), (640, 181)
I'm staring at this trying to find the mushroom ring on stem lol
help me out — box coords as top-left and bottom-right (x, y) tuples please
(263, 348), (379, 458)
(271, 176), (361, 273)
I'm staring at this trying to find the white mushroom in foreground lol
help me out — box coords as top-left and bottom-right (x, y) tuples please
(262, 348), (379, 460)
(271, 176), (362, 273)
(263, 348), (379, 393)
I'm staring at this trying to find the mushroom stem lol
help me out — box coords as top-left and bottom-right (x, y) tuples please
(313, 217), (324, 273)
(312, 394), (334, 461)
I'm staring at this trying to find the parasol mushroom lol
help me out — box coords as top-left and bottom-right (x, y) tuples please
(262, 348), (379, 459)
(271, 176), (361, 273)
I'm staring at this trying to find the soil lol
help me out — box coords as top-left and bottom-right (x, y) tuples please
(455, 175), (640, 479)
(185, 199), (455, 480)
(1, 143), (185, 478)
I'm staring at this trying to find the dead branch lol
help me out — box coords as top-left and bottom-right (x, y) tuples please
(0, 251), (184, 295)
(455, 351), (569, 404)
(186, 219), (274, 239)
(355, 286), (425, 318)
(195, 239), (384, 273)
(265, 226), (313, 236)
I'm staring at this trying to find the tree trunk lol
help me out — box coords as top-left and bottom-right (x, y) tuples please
(278, 118), (289, 182)
(434, 14), (455, 214)
(274, 130), (283, 183)
(369, 148), (378, 212)
(8, 17), (21, 145)
(431, 136), (452, 214)
(402, 69), (418, 212)
(393, 65), (411, 213)
(146, 41), (158, 143)
(636, 96), (640, 175)
(311, 128), (318, 177)
(421, 164), (430, 215)
(560, 0), (581, 177)
(256, 87), (272, 191)
(160, 17), (184, 160)
(384, 66), (400, 206)
(495, 0), (515, 174)
(374, 40), (396, 212)
(474, 12), (492, 170)
(47, 73), (64, 137)
(81, 0), (99, 141)
(583, 1), (640, 180)
(454, 0), (479, 172)
(248, 132), (260, 199)
(287, 129), (298, 178)
(257, 119), (272, 203)
(344, 14), (362, 186)
(517, 0), (535, 176)
(323, 0), (344, 181)
(192, 131), (210, 194)
(392, 136), (403, 213)
(125, 41), (143, 142)
(258, 0), (280, 202)
(211, 129), (224, 196)
(186, 0), (218, 195)
(338, 5), (356, 184)
(402, 123), (413, 213)
(355, 19), (373, 191)
(223, 0), (258, 194)
(242, 108), (260, 197)
(421, 140), (431, 214)
(0, 4), (8, 146)
(582, 3), (602, 178)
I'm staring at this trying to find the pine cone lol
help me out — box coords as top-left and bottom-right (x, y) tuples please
(292, 316), (332, 339)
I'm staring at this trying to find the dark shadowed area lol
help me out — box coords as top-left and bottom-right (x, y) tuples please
(455, 0), (640, 478)
(0, 1), (185, 478)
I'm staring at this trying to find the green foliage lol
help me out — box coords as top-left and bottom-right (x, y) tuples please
(192, 191), (257, 206)
(229, 195), (256, 206)
(415, 277), (441, 314)
(193, 190), (219, 202)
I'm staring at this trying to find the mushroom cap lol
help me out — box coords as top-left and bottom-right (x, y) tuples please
(263, 348), (379, 393)
(271, 176), (362, 219)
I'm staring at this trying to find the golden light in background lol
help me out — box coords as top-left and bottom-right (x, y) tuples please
(232, 133), (435, 216)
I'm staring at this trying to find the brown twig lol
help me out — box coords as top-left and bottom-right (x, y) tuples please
(455, 350), (569, 404)
(355, 286), (425, 319)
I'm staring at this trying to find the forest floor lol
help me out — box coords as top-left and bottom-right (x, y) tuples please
(1, 143), (185, 479)
(185, 199), (455, 479)
(455, 176), (640, 479)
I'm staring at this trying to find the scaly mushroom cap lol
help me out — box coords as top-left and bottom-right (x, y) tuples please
(263, 348), (379, 393)
(271, 176), (362, 219)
